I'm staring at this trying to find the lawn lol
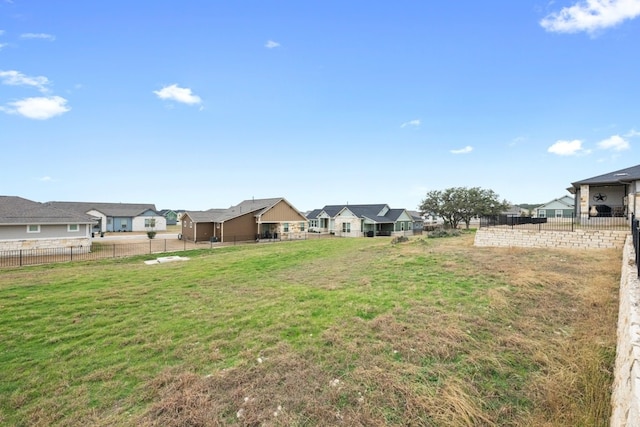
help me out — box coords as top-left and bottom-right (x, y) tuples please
(0, 232), (620, 426)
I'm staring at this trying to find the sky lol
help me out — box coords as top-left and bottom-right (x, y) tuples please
(1, 0), (640, 212)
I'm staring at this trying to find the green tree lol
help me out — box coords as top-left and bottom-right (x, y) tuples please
(418, 187), (510, 229)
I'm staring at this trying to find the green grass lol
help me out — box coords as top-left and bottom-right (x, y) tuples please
(0, 234), (620, 426)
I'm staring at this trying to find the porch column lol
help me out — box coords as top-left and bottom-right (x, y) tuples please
(580, 185), (590, 221)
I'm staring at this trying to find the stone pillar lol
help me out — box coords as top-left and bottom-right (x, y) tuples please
(580, 185), (590, 222)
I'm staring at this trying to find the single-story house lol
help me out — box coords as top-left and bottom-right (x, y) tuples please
(535, 196), (575, 219)
(46, 201), (166, 232)
(307, 204), (417, 237)
(569, 164), (640, 219)
(159, 209), (178, 225)
(0, 196), (96, 251)
(407, 210), (425, 232)
(181, 197), (308, 243)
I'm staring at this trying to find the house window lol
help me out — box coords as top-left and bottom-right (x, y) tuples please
(310, 219), (318, 228)
(283, 223), (289, 232)
(68, 224), (79, 232)
(300, 222), (305, 231)
(189, 221), (193, 228)
(342, 222), (351, 233)
(538, 210), (546, 218)
(183, 220), (187, 227)
(555, 210), (563, 218)
(27, 224), (40, 233)
(145, 218), (156, 228)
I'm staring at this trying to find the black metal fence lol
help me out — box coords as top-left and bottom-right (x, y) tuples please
(0, 233), (330, 269)
(479, 213), (630, 231)
(632, 215), (640, 277)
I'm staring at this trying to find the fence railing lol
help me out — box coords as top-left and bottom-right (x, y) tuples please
(633, 215), (640, 277)
(479, 213), (630, 231)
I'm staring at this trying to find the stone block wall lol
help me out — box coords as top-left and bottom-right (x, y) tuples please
(611, 236), (640, 426)
(0, 237), (92, 252)
(474, 228), (628, 250)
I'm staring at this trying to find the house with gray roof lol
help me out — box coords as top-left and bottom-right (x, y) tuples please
(307, 204), (417, 237)
(534, 196), (575, 219)
(180, 197), (307, 243)
(0, 196), (96, 251)
(569, 163), (640, 219)
(46, 201), (166, 232)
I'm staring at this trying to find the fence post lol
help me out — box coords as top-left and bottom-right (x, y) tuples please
(113, 244), (116, 258)
(19, 249), (22, 267)
(164, 239), (167, 252)
(70, 246), (73, 262)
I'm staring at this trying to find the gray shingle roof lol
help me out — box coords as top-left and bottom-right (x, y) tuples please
(184, 198), (304, 224)
(572, 164), (640, 186)
(0, 196), (97, 225)
(46, 201), (159, 217)
(310, 204), (410, 224)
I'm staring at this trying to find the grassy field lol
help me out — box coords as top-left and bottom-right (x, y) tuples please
(0, 232), (620, 426)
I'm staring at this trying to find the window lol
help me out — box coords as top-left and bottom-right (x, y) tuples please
(145, 218), (156, 228)
(538, 210), (546, 218)
(183, 220), (187, 227)
(189, 221), (193, 228)
(283, 223), (289, 232)
(309, 219), (318, 228)
(27, 224), (40, 233)
(342, 222), (351, 233)
(300, 222), (305, 231)
(68, 224), (79, 232)
(555, 210), (563, 218)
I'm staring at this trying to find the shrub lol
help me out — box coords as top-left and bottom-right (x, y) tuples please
(147, 231), (157, 239)
(427, 229), (460, 238)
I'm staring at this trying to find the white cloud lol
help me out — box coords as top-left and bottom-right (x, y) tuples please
(39, 176), (53, 182)
(153, 84), (202, 105)
(450, 146), (473, 154)
(0, 70), (50, 92)
(0, 43), (6, 50)
(400, 119), (420, 128)
(597, 134), (630, 151)
(20, 33), (56, 41)
(265, 40), (280, 48)
(0, 96), (70, 119)
(547, 139), (591, 155)
(624, 129), (640, 138)
(540, 0), (640, 34)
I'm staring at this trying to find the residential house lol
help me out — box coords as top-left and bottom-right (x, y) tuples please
(407, 210), (425, 233)
(535, 196), (575, 219)
(0, 196), (96, 251)
(46, 201), (166, 232)
(307, 204), (417, 237)
(159, 209), (178, 225)
(181, 198), (308, 243)
(569, 164), (640, 219)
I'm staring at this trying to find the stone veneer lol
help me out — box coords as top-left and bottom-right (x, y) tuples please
(611, 236), (640, 426)
(474, 228), (628, 250)
(0, 237), (92, 252)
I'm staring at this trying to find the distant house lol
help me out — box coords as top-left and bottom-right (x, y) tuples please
(0, 196), (96, 251)
(407, 210), (425, 232)
(569, 164), (640, 218)
(46, 201), (166, 232)
(535, 196), (575, 219)
(307, 204), (417, 237)
(159, 209), (178, 226)
(181, 197), (308, 243)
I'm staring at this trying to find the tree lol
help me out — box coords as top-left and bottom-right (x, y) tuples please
(418, 186), (510, 229)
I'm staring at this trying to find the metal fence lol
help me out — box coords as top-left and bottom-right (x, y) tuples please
(633, 215), (640, 277)
(479, 213), (630, 232)
(0, 233), (328, 269)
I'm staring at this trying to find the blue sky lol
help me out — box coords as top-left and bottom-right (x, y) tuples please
(1, 0), (639, 212)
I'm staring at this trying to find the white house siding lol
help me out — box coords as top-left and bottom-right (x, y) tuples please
(87, 209), (107, 232)
(132, 215), (167, 232)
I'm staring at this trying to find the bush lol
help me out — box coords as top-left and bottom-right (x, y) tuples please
(391, 235), (409, 244)
(427, 229), (460, 238)
(147, 231), (157, 239)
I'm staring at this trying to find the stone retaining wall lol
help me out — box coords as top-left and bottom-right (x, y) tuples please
(611, 236), (640, 427)
(474, 228), (628, 249)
